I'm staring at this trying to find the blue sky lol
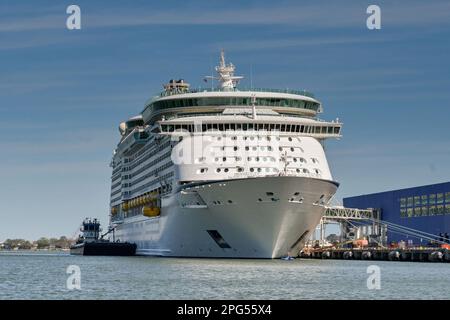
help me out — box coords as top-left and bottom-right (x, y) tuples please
(1, 0), (450, 240)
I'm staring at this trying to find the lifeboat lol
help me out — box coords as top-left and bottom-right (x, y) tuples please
(142, 206), (161, 217)
(122, 202), (129, 211)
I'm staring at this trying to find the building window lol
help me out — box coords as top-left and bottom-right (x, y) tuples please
(429, 205), (436, 216)
(400, 198), (407, 208)
(414, 196), (421, 207)
(437, 205), (444, 215)
(429, 194), (436, 205)
(407, 197), (413, 207)
(407, 208), (413, 217)
(445, 204), (450, 214)
(437, 193), (444, 204)
(421, 195), (428, 206)
(400, 208), (407, 218)
(414, 207), (421, 217)
(446, 192), (450, 203)
(421, 206), (428, 216)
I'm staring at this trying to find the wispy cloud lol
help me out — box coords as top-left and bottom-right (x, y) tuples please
(0, 128), (115, 159)
(1, 1), (450, 33)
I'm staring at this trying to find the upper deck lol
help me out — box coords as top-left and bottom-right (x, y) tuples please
(142, 88), (322, 124)
(141, 50), (322, 124)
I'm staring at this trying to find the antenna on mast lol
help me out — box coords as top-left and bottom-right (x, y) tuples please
(204, 50), (243, 91)
(250, 63), (253, 90)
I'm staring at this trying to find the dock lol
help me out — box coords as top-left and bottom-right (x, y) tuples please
(300, 247), (450, 263)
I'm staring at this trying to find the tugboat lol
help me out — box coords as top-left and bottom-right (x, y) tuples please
(70, 218), (136, 256)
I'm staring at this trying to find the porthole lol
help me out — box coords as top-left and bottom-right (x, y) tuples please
(223, 157), (227, 162)
(245, 146), (249, 151)
(216, 168), (221, 173)
(224, 168), (229, 173)
(233, 146), (238, 151)
(288, 137), (293, 141)
(290, 147), (295, 152)
(250, 168), (255, 172)
(228, 200), (233, 204)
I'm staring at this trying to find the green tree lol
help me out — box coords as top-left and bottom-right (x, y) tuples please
(36, 237), (50, 249)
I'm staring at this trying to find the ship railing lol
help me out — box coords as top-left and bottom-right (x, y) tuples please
(145, 87), (315, 104)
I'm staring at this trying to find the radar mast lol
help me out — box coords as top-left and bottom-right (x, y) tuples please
(205, 50), (243, 91)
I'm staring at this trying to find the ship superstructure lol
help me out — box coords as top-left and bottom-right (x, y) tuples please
(109, 51), (342, 258)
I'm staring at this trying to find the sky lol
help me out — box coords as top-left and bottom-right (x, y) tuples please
(1, 0), (450, 241)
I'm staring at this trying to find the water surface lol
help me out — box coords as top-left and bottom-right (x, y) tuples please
(0, 251), (449, 299)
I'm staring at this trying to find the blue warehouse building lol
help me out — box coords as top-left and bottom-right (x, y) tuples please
(343, 181), (450, 245)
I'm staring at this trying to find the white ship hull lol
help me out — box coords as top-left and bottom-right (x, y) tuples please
(113, 176), (338, 258)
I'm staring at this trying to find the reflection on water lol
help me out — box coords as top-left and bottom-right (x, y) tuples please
(0, 251), (449, 299)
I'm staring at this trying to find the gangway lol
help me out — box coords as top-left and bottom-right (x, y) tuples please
(306, 205), (449, 250)
(309, 206), (385, 248)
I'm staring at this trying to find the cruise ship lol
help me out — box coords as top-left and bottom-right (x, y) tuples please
(109, 51), (342, 258)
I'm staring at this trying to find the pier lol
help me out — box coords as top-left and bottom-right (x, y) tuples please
(300, 247), (450, 263)
(301, 206), (450, 263)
